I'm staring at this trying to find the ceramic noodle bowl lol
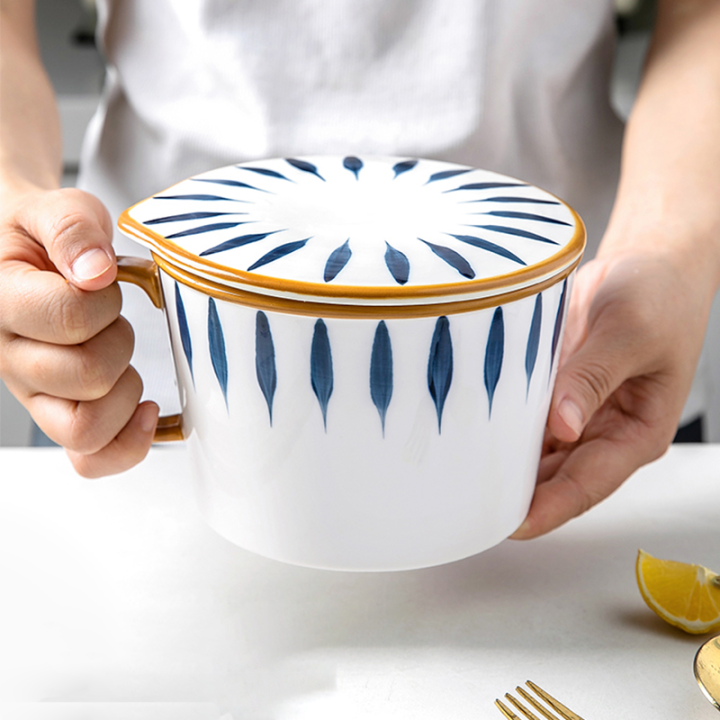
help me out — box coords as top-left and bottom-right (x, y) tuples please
(117, 156), (585, 571)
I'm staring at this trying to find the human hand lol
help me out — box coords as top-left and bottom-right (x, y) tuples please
(512, 248), (714, 539)
(0, 187), (159, 476)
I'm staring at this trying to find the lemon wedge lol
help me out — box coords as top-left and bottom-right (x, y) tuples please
(636, 549), (720, 634)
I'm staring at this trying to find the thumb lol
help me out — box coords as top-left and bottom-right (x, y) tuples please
(21, 188), (117, 291)
(548, 317), (638, 443)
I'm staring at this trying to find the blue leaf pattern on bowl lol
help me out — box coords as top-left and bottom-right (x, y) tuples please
(384, 242), (410, 285)
(427, 316), (453, 433)
(311, 319), (334, 430)
(324, 239), (352, 282)
(484, 307), (504, 416)
(248, 238), (309, 272)
(370, 320), (393, 435)
(550, 280), (568, 381)
(255, 311), (277, 425)
(419, 239), (475, 279)
(175, 282), (194, 386)
(525, 294), (542, 398)
(208, 298), (229, 408)
(173, 287), (569, 435)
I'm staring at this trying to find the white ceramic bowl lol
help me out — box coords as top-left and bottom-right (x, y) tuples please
(118, 156), (585, 571)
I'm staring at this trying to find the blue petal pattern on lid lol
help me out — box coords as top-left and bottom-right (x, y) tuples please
(311, 319), (334, 430)
(446, 182), (526, 193)
(255, 311), (277, 424)
(550, 280), (568, 380)
(483, 210), (571, 226)
(324, 239), (352, 282)
(370, 320), (393, 435)
(426, 168), (471, 184)
(247, 238), (309, 272)
(392, 159), (418, 177)
(240, 166), (292, 181)
(145, 211), (242, 225)
(484, 307), (504, 416)
(474, 196), (560, 205)
(156, 193), (244, 202)
(343, 156), (363, 179)
(175, 282), (194, 386)
(420, 239), (475, 279)
(525, 294), (542, 397)
(208, 298), (229, 408)
(449, 234), (526, 265)
(427, 316), (453, 432)
(199, 230), (282, 257)
(286, 158), (325, 181)
(471, 225), (558, 246)
(167, 221), (247, 239)
(194, 178), (269, 192)
(384, 242), (410, 285)
(128, 157), (580, 294)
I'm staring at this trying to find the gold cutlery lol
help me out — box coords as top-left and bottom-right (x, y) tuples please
(495, 680), (585, 720)
(695, 635), (720, 711)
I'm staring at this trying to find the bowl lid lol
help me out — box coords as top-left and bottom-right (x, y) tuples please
(118, 156), (585, 309)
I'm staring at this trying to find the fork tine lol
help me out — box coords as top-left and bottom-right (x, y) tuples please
(494, 682), (586, 720)
(516, 687), (561, 720)
(526, 681), (585, 720)
(504, 693), (545, 720)
(494, 698), (522, 719)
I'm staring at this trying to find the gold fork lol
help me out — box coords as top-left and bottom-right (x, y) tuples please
(495, 680), (586, 720)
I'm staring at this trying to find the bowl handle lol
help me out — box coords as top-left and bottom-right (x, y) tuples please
(115, 256), (184, 442)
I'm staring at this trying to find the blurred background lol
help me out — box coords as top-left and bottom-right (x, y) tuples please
(0, 0), (658, 446)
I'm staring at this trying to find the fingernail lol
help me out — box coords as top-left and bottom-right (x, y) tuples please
(140, 404), (158, 434)
(71, 248), (113, 281)
(510, 519), (531, 540)
(558, 397), (584, 437)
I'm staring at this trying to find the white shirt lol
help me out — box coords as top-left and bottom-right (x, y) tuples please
(80, 0), (628, 417)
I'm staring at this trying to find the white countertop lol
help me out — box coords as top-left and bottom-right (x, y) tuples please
(0, 445), (718, 719)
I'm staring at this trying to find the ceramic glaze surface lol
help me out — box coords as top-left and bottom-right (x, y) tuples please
(118, 156), (585, 571)
(163, 273), (571, 570)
